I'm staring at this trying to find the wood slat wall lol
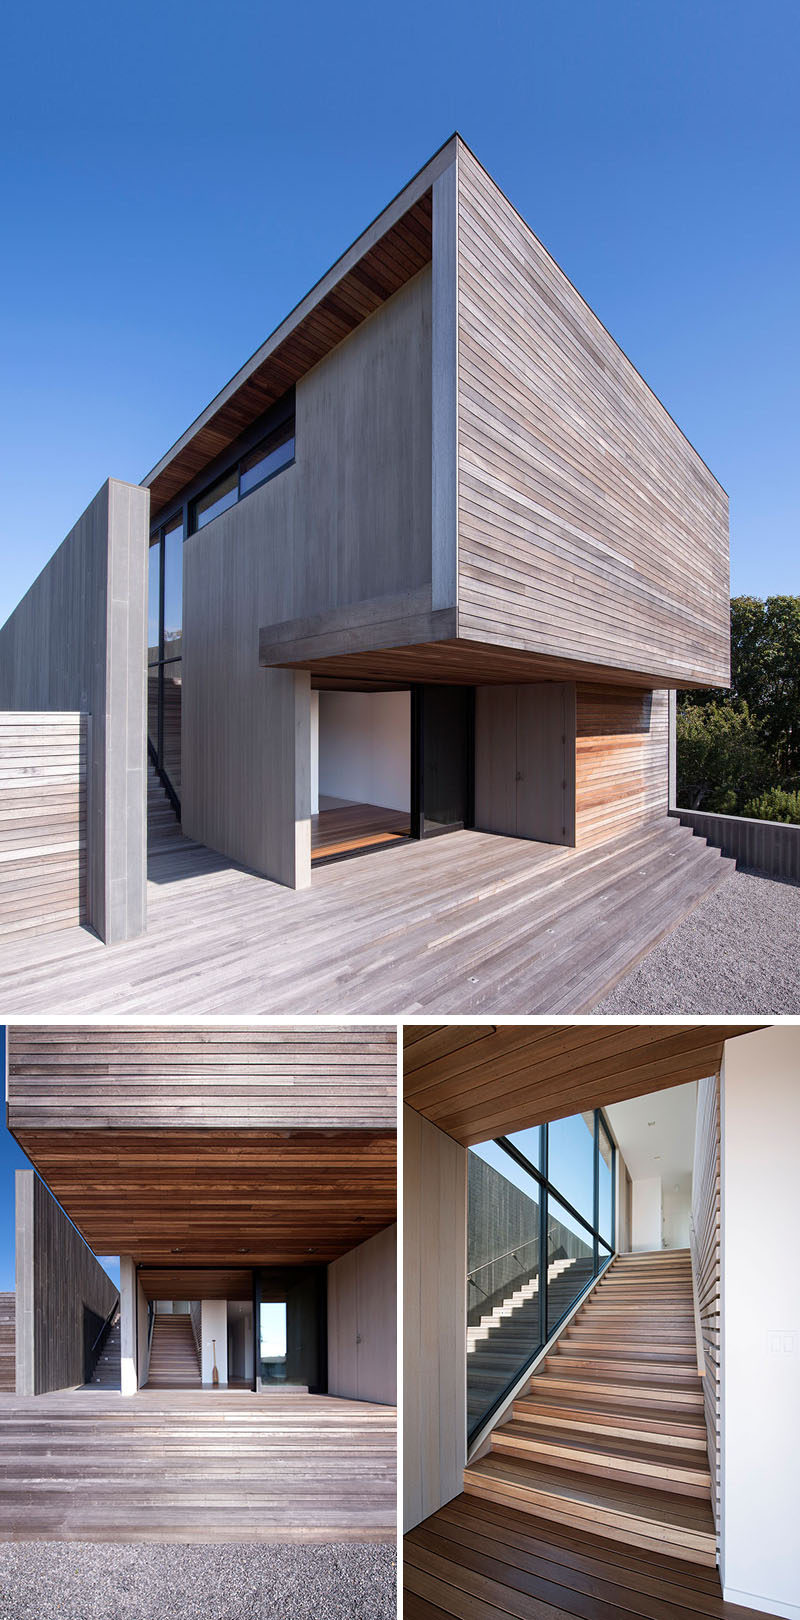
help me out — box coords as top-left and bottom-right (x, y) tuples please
(7, 1025), (397, 1131)
(0, 1293), (15, 1392)
(15, 1169), (119, 1397)
(327, 1224), (397, 1405)
(455, 144), (729, 689)
(691, 1072), (721, 1545)
(575, 685), (669, 848)
(0, 712), (86, 938)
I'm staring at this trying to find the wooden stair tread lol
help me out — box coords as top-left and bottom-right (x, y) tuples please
(494, 1418), (711, 1478)
(465, 1453), (715, 1536)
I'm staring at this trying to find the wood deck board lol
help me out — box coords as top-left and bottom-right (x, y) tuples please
(0, 819), (731, 1014)
(404, 1495), (776, 1620)
(0, 1389), (395, 1542)
(311, 800), (411, 860)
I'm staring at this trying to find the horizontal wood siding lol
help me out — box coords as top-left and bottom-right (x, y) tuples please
(691, 1073), (721, 1545)
(0, 1294), (15, 1391)
(575, 685), (668, 848)
(455, 145), (729, 688)
(6, 1025), (397, 1131)
(0, 712), (87, 937)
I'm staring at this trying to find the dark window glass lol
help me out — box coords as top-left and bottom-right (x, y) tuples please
(147, 665), (160, 755)
(468, 1144), (541, 1438)
(161, 661), (182, 794)
(419, 685), (472, 833)
(191, 468), (238, 532)
(239, 425), (295, 495)
(162, 515), (184, 657)
(148, 538), (161, 664)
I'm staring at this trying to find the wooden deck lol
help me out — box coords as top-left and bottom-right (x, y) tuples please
(404, 1493), (775, 1619)
(0, 1389), (395, 1542)
(311, 798), (411, 861)
(0, 816), (733, 1014)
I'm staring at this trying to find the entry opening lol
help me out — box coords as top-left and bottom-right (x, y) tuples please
(312, 685), (413, 864)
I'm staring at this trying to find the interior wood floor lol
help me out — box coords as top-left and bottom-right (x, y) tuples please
(0, 1389), (395, 1542)
(0, 815), (731, 1015)
(404, 1493), (775, 1620)
(311, 798), (411, 861)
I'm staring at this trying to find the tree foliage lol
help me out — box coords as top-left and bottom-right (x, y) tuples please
(677, 595), (800, 817)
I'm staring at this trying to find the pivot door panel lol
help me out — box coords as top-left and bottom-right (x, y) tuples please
(475, 683), (576, 845)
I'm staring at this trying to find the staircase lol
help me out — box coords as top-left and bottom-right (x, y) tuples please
(464, 1249), (716, 1566)
(147, 763), (183, 855)
(146, 1314), (201, 1388)
(0, 1293), (15, 1392)
(86, 1308), (120, 1389)
(467, 1255), (595, 1430)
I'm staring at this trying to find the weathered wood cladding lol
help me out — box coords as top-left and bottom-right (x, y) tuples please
(6, 1025), (396, 1131)
(575, 685), (669, 848)
(0, 1294), (15, 1392)
(15, 1169), (118, 1396)
(0, 479), (148, 943)
(691, 1073), (721, 1544)
(0, 712), (86, 938)
(183, 269), (432, 883)
(454, 145), (729, 688)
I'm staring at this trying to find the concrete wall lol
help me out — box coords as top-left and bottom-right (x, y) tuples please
(182, 268), (431, 884)
(404, 1106), (466, 1532)
(721, 1027), (800, 1619)
(327, 1224), (397, 1405)
(0, 479), (149, 942)
(15, 1169), (118, 1396)
(201, 1299), (228, 1385)
(631, 1177), (662, 1251)
(318, 691), (410, 812)
(673, 807), (800, 883)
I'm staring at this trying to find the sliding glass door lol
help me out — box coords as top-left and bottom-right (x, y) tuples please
(253, 1267), (326, 1392)
(411, 685), (474, 837)
(467, 1109), (615, 1444)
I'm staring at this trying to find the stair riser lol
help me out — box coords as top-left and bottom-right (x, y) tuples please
(492, 1436), (710, 1497)
(512, 1407), (707, 1448)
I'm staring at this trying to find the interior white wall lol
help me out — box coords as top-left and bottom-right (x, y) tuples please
(721, 1027), (800, 1619)
(318, 690), (410, 811)
(310, 690), (319, 815)
(661, 1174), (692, 1249)
(201, 1300), (228, 1386)
(631, 1176), (662, 1250)
(119, 1256), (137, 1396)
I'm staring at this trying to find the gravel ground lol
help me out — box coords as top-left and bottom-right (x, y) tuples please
(0, 1543), (397, 1620)
(594, 866), (800, 1014)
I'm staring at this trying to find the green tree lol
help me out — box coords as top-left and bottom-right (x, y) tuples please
(676, 701), (768, 812)
(742, 787), (800, 824)
(682, 596), (800, 783)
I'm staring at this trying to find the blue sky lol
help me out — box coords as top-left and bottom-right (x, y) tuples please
(0, 1), (797, 625)
(0, 1027), (119, 1292)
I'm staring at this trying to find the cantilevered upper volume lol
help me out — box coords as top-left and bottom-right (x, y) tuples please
(0, 134), (731, 953)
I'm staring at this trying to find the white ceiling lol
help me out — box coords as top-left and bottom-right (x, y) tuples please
(606, 1081), (698, 1183)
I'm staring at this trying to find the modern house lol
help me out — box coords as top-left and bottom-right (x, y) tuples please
(1, 1023), (397, 1541)
(403, 1023), (799, 1620)
(0, 135), (734, 1012)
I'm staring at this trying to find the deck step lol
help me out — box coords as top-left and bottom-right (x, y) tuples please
(492, 1418), (711, 1495)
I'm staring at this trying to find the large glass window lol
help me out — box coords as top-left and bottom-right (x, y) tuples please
(467, 1109), (615, 1444)
(188, 415), (295, 535)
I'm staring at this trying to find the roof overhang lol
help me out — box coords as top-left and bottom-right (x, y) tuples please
(143, 137), (459, 522)
(403, 1023), (762, 1145)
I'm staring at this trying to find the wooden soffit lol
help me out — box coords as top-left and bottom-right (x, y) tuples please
(403, 1024), (762, 1146)
(11, 1128), (396, 1267)
(143, 139), (461, 521)
(138, 1268), (253, 1301)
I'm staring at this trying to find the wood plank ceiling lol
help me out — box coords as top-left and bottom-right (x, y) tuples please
(11, 1128), (396, 1266)
(403, 1024), (761, 1145)
(147, 192), (432, 521)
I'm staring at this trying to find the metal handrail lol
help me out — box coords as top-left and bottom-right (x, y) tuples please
(468, 1239), (539, 1282)
(89, 1295), (120, 1362)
